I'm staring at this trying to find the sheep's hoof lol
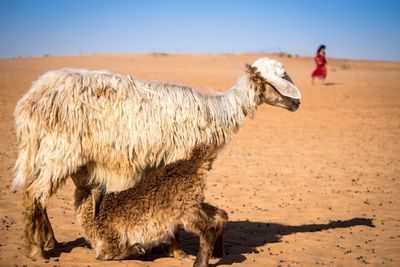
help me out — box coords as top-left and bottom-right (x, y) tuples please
(28, 245), (45, 261)
(44, 237), (59, 250)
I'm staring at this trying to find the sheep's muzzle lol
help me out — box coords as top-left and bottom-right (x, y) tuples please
(291, 99), (300, 112)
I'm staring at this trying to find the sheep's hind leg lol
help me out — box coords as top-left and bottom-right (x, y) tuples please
(24, 159), (81, 259)
(23, 179), (60, 260)
(23, 189), (46, 260)
(42, 207), (58, 249)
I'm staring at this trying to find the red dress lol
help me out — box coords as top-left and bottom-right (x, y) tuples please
(311, 53), (327, 79)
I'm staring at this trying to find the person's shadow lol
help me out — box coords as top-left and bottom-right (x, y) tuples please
(324, 82), (341, 86)
(47, 217), (374, 265)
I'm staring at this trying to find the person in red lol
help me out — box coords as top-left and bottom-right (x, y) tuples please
(311, 45), (327, 84)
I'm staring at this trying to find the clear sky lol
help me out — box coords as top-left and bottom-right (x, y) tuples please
(1, 0), (399, 61)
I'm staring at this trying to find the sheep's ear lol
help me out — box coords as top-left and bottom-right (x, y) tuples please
(267, 74), (301, 100)
(251, 57), (301, 99)
(245, 64), (265, 91)
(245, 64), (258, 79)
(91, 187), (103, 218)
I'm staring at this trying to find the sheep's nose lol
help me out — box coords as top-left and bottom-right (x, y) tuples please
(291, 99), (300, 111)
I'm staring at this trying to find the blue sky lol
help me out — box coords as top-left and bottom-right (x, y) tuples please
(0, 0), (399, 60)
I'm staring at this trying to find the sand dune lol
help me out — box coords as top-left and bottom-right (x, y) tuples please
(0, 54), (399, 266)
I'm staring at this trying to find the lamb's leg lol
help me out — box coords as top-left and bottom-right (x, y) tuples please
(212, 231), (224, 258)
(169, 228), (188, 259)
(184, 203), (228, 266)
(184, 209), (221, 267)
(193, 229), (215, 267)
(202, 203), (228, 258)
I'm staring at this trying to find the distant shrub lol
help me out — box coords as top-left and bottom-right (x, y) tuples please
(151, 53), (170, 57)
(339, 62), (351, 70)
(275, 52), (294, 58)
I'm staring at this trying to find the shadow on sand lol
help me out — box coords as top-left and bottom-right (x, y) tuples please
(180, 217), (374, 266)
(45, 237), (89, 258)
(47, 217), (374, 265)
(323, 82), (341, 86)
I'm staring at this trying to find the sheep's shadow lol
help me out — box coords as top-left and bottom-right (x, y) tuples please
(45, 237), (89, 258)
(46, 217), (374, 265)
(180, 217), (374, 266)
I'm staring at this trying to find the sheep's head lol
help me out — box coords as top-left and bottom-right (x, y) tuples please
(247, 57), (301, 111)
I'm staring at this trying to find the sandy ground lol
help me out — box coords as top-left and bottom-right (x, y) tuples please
(0, 54), (399, 266)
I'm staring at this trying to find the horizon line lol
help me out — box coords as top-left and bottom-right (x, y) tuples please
(1, 52), (399, 63)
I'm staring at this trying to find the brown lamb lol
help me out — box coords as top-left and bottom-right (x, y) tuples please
(74, 145), (228, 267)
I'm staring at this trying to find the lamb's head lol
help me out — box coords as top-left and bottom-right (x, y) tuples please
(247, 57), (301, 111)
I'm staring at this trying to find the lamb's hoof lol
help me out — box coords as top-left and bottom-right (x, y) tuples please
(96, 253), (109, 261)
(212, 248), (224, 258)
(173, 251), (196, 262)
(133, 243), (146, 255)
(184, 254), (196, 261)
(193, 260), (209, 267)
(170, 248), (193, 261)
(28, 245), (45, 261)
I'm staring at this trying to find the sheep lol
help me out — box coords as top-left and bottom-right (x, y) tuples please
(74, 144), (227, 267)
(12, 57), (301, 259)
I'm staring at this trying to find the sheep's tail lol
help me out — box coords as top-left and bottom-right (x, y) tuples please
(11, 76), (48, 190)
(12, 99), (38, 190)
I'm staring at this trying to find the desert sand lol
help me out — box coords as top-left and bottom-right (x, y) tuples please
(0, 54), (399, 266)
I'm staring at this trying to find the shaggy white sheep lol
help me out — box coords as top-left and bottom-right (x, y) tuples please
(13, 58), (301, 259)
